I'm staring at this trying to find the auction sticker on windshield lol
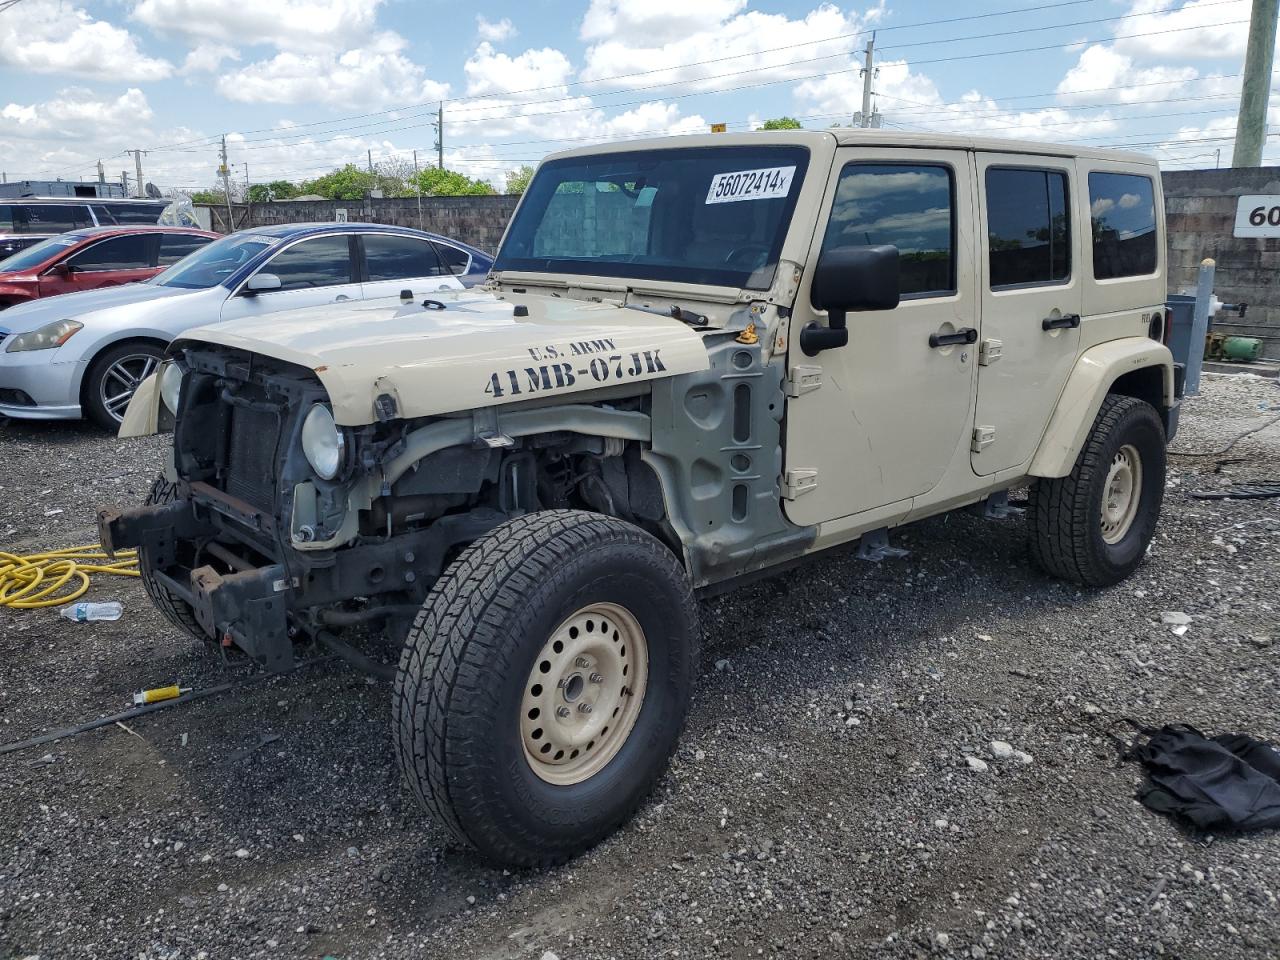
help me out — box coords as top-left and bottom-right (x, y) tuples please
(706, 166), (796, 205)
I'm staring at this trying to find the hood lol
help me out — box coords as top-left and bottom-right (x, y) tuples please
(0, 282), (193, 333)
(175, 289), (711, 425)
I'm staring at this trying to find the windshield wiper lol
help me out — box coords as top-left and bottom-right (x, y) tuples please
(623, 302), (709, 328)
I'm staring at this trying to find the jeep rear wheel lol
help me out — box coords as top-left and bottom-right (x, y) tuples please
(1028, 395), (1165, 587)
(393, 510), (699, 866)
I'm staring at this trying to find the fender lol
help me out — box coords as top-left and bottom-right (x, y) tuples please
(0, 285), (35, 306)
(1029, 338), (1175, 479)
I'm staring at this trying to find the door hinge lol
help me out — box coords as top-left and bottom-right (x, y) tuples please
(782, 468), (819, 499)
(972, 426), (997, 453)
(784, 365), (823, 397)
(979, 338), (1003, 366)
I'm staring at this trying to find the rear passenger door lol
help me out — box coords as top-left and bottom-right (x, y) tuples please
(972, 155), (1083, 475)
(358, 233), (462, 302)
(221, 234), (362, 322)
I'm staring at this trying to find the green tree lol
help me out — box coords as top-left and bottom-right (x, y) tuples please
(504, 164), (536, 195)
(411, 167), (496, 197)
(759, 116), (802, 130)
(298, 164), (377, 201)
(247, 179), (300, 203)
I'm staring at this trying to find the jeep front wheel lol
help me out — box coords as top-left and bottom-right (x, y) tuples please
(1028, 394), (1165, 587)
(393, 510), (699, 866)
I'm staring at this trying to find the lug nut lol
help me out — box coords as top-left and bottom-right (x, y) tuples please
(589, 672), (604, 683)
(556, 706), (570, 718)
(574, 657), (590, 668)
(578, 703), (593, 714)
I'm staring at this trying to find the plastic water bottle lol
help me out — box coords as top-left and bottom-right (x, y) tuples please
(59, 601), (123, 623)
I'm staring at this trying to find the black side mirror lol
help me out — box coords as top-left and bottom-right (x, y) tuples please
(802, 244), (900, 356)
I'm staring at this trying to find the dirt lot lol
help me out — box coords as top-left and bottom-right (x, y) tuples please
(2, 374), (1278, 960)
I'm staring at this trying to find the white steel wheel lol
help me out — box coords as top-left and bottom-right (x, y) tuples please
(1100, 443), (1143, 544)
(520, 602), (649, 786)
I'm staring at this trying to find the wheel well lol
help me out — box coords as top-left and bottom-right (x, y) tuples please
(79, 337), (168, 406)
(1109, 365), (1165, 412)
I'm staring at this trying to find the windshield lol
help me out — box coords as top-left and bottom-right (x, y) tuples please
(0, 235), (81, 273)
(151, 233), (278, 289)
(495, 145), (810, 290)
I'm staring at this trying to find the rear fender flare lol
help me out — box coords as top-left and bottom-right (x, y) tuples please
(1029, 338), (1174, 479)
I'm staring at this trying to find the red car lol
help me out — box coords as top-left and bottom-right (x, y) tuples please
(0, 225), (220, 309)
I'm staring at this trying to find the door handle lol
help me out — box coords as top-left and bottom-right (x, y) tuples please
(1042, 314), (1081, 331)
(333, 294), (352, 302)
(929, 327), (978, 348)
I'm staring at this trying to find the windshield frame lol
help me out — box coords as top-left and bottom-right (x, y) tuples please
(494, 145), (811, 291)
(149, 232), (279, 290)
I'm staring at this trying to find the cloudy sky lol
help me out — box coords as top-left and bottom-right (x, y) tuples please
(0, 0), (1276, 193)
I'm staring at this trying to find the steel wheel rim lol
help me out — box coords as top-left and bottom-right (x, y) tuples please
(1101, 443), (1142, 544)
(100, 353), (158, 422)
(520, 602), (649, 786)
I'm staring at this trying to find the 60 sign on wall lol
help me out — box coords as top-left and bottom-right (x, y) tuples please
(1233, 195), (1280, 237)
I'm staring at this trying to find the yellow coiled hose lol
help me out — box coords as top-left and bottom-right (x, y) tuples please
(0, 545), (139, 609)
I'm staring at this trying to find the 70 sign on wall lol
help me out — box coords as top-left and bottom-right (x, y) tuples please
(1233, 195), (1280, 237)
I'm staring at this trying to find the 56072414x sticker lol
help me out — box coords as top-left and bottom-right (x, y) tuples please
(484, 338), (668, 399)
(705, 165), (796, 205)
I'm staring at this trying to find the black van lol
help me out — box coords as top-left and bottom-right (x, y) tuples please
(0, 198), (171, 256)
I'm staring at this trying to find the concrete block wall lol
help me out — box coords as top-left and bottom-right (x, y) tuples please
(200, 195), (521, 254)
(1162, 167), (1280, 359)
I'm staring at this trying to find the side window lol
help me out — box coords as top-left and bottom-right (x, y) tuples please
(92, 205), (118, 226)
(433, 242), (471, 275)
(261, 236), (353, 290)
(106, 203), (164, 225)
(985, 168), (1071, 288)
(67, 234), (152, 271)
(820, 163), (955, 297)
(14, 204), (93, 233)
(0, 205), (16, 231)
(158, 233), (212, 265)
(1088, 172), (1157, 280)
(363, 234), (448, 280)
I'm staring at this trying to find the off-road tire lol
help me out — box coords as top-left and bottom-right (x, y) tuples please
(1028, 394), (1165, 587)
(394, 509), (699, 866)
(83, 340), (165, 431)
(138, 475), (207, 644)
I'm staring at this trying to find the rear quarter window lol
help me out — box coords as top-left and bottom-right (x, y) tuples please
(1088, 172), (1157, 280)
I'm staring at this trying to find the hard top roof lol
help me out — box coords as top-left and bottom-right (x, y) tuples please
(544, 129), (1157, 166)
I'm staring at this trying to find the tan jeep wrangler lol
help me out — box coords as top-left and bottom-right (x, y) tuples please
(102, 131), (1180, 866)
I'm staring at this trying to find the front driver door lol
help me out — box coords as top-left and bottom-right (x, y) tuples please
(221, 234), (361, 322)
(784, 148), (979, 527)
(41, 233), (157, 296)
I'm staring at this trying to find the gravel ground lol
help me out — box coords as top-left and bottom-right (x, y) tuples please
(1, 374), (1278, 960)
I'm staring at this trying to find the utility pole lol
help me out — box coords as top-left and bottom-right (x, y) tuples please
(859, 33), (876, 128)
(121, 171), (129, 194)
(435, 102), (444, 170)
(1232, 0), (1279, 167)
(96, 160), (105, 186)
(413, 149), (424, 230)
(128, 149), (146, 197)
(367, 149), (374, 175)
(219, 135), (234, 231)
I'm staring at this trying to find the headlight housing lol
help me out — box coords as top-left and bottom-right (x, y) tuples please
(159, 362), (183, 413)
(301, 404), (345, 480)
(5, 319), (82, 352)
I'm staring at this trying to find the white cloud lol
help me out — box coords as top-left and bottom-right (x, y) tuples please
(0, 0), (172, 82)
(131, 0), (382, 54)
(0, 87), (154, 140)
(464, 42), (574, 97)
(181, 42), (240, 75)
(1057, 45), (1199, 103)
(1111, 0), (1252, 60)
(216, 33), (449, 107)
(580, 0), (746, 44)
(579, 2), (868, 93)
(476, 15), (516, 43)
